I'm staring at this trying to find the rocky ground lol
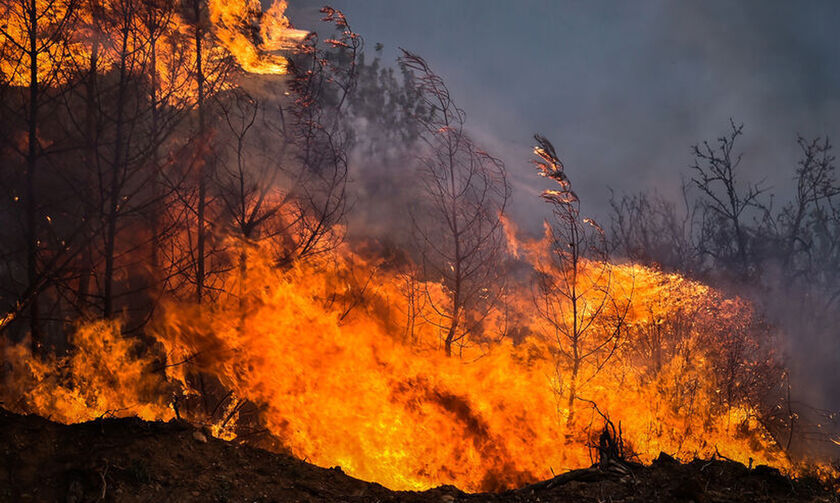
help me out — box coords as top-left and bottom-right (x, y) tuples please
(1, 408), (837, 502)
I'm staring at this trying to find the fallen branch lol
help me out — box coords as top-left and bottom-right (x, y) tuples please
(96, 460), (109, 502)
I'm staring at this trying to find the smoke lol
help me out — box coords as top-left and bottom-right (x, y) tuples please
(279, 0), (840, 456)
(284, 1), (840, 219)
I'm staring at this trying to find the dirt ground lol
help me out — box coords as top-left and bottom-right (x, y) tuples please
(1, 408), (837, 502)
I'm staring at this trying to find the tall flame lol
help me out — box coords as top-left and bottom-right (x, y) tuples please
(0, 0), (306, 89)
(209, 0), (306, 75)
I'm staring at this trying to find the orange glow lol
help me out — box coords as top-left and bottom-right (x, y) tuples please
(0, 0), (83, 85)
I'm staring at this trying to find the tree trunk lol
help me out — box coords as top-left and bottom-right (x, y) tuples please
(194, 1), (206, 304)
(566, 358), (579, 427)
(26, 0), (40, 352)
(149, 36), (161, 272)
(103, 26), (131, 318)
(78, 47), (99, 314)
(444, 314), (459, 357)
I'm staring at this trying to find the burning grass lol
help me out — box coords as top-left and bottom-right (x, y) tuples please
(0, 235), (801, 492)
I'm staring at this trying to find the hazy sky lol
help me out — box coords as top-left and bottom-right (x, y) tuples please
(286, 1), (840, 223)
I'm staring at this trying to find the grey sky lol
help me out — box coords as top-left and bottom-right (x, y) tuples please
(286, 1), (840, 225)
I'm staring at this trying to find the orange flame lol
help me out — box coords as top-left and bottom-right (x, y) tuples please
(209, 0), (306, 75)
(2, 232), (795, 492)
(0, 0), (306, 90)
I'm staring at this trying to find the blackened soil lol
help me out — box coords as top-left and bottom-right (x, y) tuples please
(0, 409), (836, 502)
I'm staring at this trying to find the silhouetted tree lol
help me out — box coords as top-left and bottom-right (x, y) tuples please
(609, 186), (701, 273)
(691, 120), (768, 280)
(0, 0), (80, 349)
(399, 49), (510, 357)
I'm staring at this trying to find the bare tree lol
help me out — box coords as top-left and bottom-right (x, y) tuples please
(531, 135), (630, 425)
(398, 50), (510, 357)
(145, 0), (238, 305)
(609, 185), (701, 273)
(691, 120), (768, 280)
(774, 137), (840, 283)
(54, 0), (193, 326)
(272, 7), (360, 265)
(212, 7), (361, 263)
(188, 0), (209, 304)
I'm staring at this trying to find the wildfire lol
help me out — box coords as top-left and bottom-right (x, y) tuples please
(0, 0), (812, 494)
(1, 233), (791, 492)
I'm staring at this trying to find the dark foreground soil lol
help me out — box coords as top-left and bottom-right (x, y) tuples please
(1, 408), (837, 502)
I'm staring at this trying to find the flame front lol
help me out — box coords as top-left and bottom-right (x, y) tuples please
(2, 232), (791, 492)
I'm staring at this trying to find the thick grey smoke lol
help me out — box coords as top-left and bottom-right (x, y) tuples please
(287, 0), (840, 225)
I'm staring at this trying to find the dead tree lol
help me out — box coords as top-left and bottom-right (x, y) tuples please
(609, 185), (702, 273)
(531, 135), (630, 425)
(213, 87), (276, 310)
(399, 50), (510, 357)
(215, 89), (263, 243)
(273, 7), (360, 265)
(147, 0), (237, 305)
(189, 0), (209, 304)
(775, 137), (840, 282)
(691, 120), (767, 280)
(56, 0), (192, 326)
(177, 0), (235, 303)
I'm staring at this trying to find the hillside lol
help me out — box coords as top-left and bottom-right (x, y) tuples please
(0, 408), (836, 502)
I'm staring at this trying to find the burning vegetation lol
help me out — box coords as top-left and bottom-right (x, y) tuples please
(0, 0), (838, 498)
(1, 237), (795, 492)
